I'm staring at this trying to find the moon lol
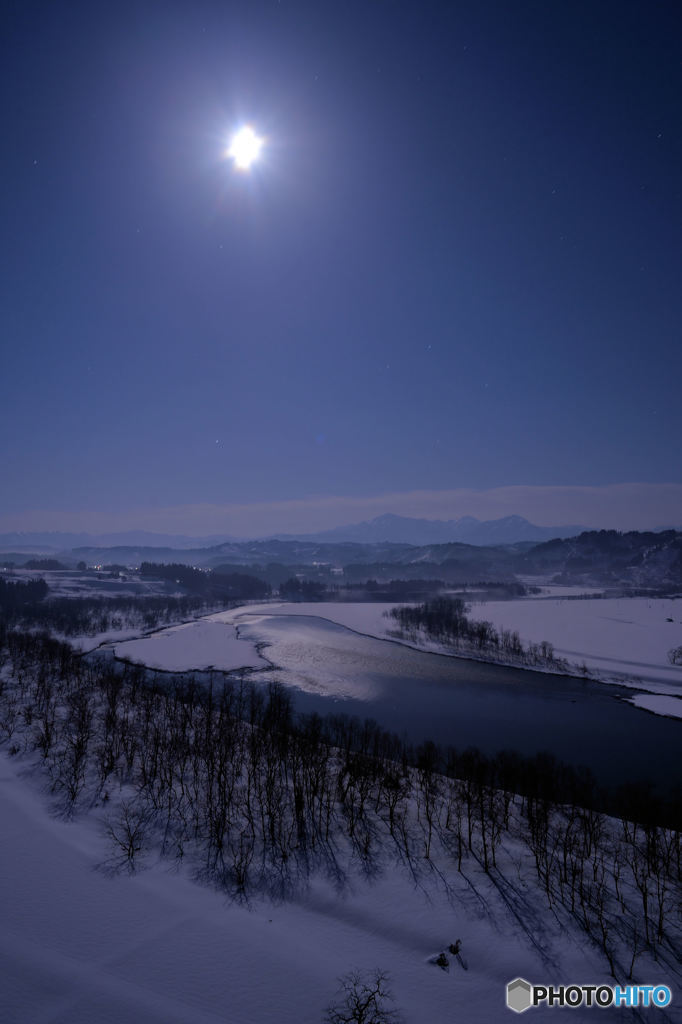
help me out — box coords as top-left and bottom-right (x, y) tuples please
(227, 126), (264, 170)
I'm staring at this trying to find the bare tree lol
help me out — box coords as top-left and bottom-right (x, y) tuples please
(105, 800), (154, 872)
(324, 969), (401, 1024)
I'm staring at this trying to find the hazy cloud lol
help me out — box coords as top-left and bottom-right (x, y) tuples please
(2, 483), (681, 537)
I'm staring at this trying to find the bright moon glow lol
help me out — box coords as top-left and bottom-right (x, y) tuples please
(227, 126), (264, 170)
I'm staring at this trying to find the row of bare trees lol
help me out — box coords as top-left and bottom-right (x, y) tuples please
(0, 626), (680, 982)
(388, 597), (568, 669)
(0, 590), (234, 637)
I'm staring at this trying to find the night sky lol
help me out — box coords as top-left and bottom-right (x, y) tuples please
(2, 1), (681, 535)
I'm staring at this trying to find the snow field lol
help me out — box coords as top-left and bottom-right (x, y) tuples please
(468, 595), (682, 692)
(626, 694), (682, 720)
(2, 748), (652, 1024)
(113, 619), (266, 672)
(210, 601), (404, 644)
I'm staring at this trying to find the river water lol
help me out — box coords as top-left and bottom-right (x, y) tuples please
(234, 613), (682, 796)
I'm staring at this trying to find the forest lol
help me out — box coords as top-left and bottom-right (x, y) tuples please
(0, 576), (233, 637)
(140, 562), (271, 600)
(0, 576), (49, 608)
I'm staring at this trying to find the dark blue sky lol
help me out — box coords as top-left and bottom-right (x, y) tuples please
(2, 0), (681, 534)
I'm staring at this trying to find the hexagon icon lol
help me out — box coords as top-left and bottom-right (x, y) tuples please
(507, 978), (533, 1013)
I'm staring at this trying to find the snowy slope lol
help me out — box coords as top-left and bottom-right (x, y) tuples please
(3, 750), (665, 1024)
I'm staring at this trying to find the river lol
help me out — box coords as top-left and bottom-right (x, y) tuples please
(233, 612), (682, 797)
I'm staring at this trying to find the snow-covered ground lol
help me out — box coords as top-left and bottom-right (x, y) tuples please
(108, 597), (682, 711)
(70, 626), (156, 654)
(469, 595), (682, 693)
(75, 593), (681, 736)
(209, 598), (682, 694)
(516, 580), (607, 599)
(214, 598), (682, 704)
(3, 596), (682, 1021)
(114, 619), (266, 673)
(3, 748), (665, 1024)
(627, 694), (682, 721)
(211, 601), (403, 642)
(4, 567), (178, 599)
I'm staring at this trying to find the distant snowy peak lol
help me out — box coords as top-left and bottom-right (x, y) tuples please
(280, 514), (587, 546)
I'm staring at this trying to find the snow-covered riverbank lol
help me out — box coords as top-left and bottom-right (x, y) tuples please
(107, 595), (682, 720)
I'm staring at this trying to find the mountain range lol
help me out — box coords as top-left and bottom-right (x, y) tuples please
(275, 513), (587, 546)
(0, 514), (587, 553)
(3, 526), (681, 590)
